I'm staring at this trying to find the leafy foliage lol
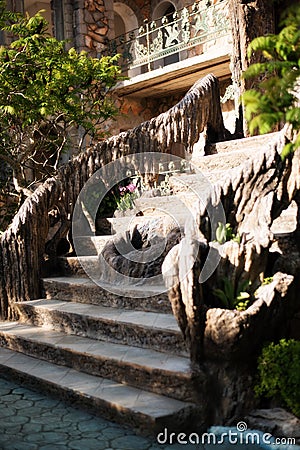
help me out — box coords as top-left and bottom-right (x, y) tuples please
(213, 277), (251, 311)
(0, 3), (122, 202)
(242, 4), (300, 158)
(255, 339), (300, 417)
(215, 222), (240, 244)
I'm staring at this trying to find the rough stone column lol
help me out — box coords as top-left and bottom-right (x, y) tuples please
(63, 0), (76, 48)
(73, 0), (88, 53)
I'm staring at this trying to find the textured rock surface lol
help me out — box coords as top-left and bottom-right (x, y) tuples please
(100, 221), (183, 283)
(203, 272), (294, 359)
(164, 129), (300, 364)
(246, 408), (300, 444)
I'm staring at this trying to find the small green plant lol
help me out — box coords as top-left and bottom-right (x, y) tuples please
(215, 222), (240, 244)
(213, 277), (251, 311)
(255, 339), (300, 417)
(261, 276), (273, 285)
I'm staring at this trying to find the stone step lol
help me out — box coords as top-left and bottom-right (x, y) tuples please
(73, 235), (113, 256)
(44, 256), (99, 277)
(192, 146), (266, 172)
(43, 277), (171, 313)
(14, 299), (187, 356)
(207, 132), (280, 155)
(0, 322), (194, 401)
(134, 193), (198, 221)
(191, 133), (280, 174)
(0, 347), (198, 436)
(107, 213), (187, 235)
(169, 171), (222, 195)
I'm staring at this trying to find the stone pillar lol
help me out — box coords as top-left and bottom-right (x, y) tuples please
(76, 0), (113, 56)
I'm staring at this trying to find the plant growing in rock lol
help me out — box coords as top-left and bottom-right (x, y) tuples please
(213, 277), (251, 311)
(215, 222), (240, 244)
(255, 339), (300, 417)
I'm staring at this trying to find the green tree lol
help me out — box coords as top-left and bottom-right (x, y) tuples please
(0, 3), (122, 203)
(242, 4), (300, 158)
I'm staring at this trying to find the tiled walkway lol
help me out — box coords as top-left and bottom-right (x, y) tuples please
(0, 376), (196, 450)
(1, 376), (299, 450)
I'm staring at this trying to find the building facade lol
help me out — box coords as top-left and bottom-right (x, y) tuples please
(4, 0), (288, 142)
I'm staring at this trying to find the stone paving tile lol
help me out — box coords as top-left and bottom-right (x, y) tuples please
(153, 314), (180, 331)
(28, 359), (71, 384)
(0, 377), (295, 450)
(117, 310), (158, 327)
(0, 376), (196, 450)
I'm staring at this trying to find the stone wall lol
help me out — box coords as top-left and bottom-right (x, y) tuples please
(110, 77), (235, 137)
(63, 0), (76, 48)
(67, 0), (112, 55)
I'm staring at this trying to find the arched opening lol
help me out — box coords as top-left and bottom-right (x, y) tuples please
(152, 0), (181, 69)
(113, 2), (139, 76)
(114, 2), (139, 34)
(114, 11), (126, 38)
(161, 3), (179, 66)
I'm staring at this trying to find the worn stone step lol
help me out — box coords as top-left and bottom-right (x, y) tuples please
(98, 213), (187, 236)
(14, 299), (187, 356)
(43, 276), (171, 313)
(191, 132), (279, 173)
(0, 347), (198, 436)
(169, 171), (222, 196)
(192, 146), (266, 172)
(44, 256), (100, 277)
(0, 322), (194, 401)
(134, 193), (198, 220)
(206, 132), (280, 155)
(73, 235), (113, 256)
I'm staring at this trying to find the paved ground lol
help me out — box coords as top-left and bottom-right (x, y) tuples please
(0, 376), (199, 450)
(0, 376), (299, 450)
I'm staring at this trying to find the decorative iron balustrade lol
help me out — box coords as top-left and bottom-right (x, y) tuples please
(108, 0), (229, 73)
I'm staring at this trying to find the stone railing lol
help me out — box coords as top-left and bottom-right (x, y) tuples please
(0, 74), (228, 319)
(108, 0), (229, 73)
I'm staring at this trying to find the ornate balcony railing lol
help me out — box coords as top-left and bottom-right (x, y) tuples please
(108, 0), (229, 74)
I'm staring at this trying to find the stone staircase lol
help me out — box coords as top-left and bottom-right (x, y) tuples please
(0, 131), (296, 436)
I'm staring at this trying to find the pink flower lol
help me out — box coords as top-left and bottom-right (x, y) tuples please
(126, 183), (136, 193)
(119, 186), (126, 196)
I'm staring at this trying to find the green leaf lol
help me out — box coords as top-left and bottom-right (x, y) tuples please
(280, 142), (295, 160)
(244, 4), (300, 141)
(223, 277), (234, 302)
(2, 105), (15, 115)
(213, 288), (229, 308)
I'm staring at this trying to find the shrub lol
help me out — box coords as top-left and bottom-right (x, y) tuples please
(255, 339), (300, 417)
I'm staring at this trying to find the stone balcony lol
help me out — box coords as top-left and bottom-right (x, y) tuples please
(110, 0), (232, 97)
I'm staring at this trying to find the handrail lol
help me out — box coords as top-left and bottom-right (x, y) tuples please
(108, 0), (229, 73)
(0, 73), (228, 319)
